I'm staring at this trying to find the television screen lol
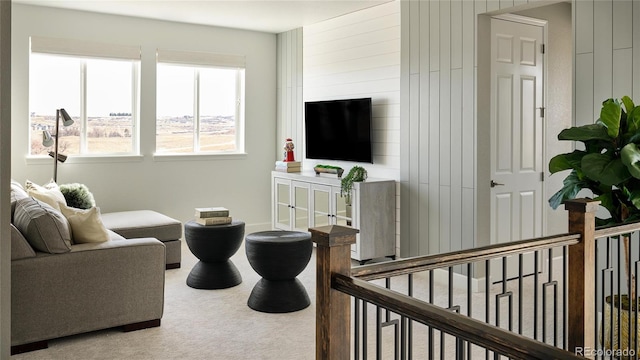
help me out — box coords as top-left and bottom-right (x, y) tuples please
(304, 98), (373, 163)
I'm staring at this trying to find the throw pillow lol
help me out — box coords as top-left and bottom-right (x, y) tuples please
(13, 197), (72, 254)
(59, 183), (96, 209)
(24, 180), (67, 211)
(60, 205), (110, 244)
(10, 224), (36, 260)
(10, 180), (29, 221)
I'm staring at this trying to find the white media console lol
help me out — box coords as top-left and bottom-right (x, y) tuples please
(271, 170), (395, 264)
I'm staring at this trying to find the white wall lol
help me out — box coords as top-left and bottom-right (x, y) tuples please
(303, 1), (401, 181)
(11, 4), (277, 230)
(302, 2), (402, 252)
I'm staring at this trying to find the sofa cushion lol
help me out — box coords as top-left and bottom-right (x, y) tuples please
(60, 205), (110, 244)
(24, 180), (67, 211)
(11, 224), (36, 260)
(101, 210), (182, 241)
(10, 180), (29, 221)
(13, 197), (72, 254)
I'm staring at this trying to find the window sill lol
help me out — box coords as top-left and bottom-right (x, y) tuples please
(152, 152), (248, 161)
(26, 155), (145, 165)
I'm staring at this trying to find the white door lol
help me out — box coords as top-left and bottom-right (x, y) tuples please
(490, 16), (545, 281)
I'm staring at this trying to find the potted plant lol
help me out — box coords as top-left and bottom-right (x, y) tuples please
(341, 166), (368, 208)
(549, 96), (640, 354)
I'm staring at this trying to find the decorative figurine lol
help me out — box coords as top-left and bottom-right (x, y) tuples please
(283, 138), (295, 162)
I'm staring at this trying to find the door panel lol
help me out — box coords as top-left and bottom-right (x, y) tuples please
(490, 16), (545, 281)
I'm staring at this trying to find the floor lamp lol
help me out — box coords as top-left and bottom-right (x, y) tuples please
(42, 108), (74, 182)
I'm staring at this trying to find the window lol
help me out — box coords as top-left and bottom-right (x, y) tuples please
(29, 37), (140, 157)
(156, 50), (245, 154)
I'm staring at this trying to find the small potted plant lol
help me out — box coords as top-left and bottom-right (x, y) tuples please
(341, 166), (368, 206)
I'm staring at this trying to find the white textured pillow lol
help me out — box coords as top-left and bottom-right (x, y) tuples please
(60, 205), (110, 244)
(25, 180), (67, 211)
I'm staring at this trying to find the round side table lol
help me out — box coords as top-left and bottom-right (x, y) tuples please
(245, 230), (312, 313)
(184, 220), (245, 289)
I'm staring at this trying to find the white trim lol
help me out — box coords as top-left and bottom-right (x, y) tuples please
(492, 13), (549, 27)
(30, 36), (140, 60)
(156, 48), (245, 69)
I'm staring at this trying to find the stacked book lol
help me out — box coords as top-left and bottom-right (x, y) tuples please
(194, 206), (232, 226)
(275, 160), (301, 173)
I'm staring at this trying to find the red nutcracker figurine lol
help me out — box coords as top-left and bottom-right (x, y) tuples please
(283, 138), (295, 162)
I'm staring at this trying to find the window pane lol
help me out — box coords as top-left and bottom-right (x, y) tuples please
(199, 68), (237, 152)
(29, 54), (81, 156)
(156, 64), (195, 153)
(86, 58), (134, 154)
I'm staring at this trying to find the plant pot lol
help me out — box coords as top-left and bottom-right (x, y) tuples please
(601, 295), (640, 358)
(346, 204), (352, 226)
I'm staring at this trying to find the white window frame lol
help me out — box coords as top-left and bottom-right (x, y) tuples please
(155, 49), (246, 157)
(29, 36), (141, 159)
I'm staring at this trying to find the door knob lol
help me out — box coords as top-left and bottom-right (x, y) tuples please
(490, 180), (505, 188)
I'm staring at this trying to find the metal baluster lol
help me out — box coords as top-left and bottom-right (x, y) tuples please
(518, 253), (523, 335)
(564, 246), (568, 350)
(485, 260), (490, 360)
(467, 263), (473, 360)
(377, 306), (382, 359)
(429, 269), (434, 360)
(534, 250), (539, 341)
(355, 297), (360, 360)
(364, 301), (368, 360)
(408, 273), (413, 360)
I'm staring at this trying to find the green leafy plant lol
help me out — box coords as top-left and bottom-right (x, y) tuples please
(549, 96), (640, 224)
(549, 95), (640, 306)
(340, 166), (368, 205)
(59, 183), (96, 209)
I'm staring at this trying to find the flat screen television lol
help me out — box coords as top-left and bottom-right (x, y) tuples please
(304, 98), (373, 163)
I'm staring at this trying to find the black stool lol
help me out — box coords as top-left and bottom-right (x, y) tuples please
(184, 220), (245, 289)
(245, 231), (312, 313)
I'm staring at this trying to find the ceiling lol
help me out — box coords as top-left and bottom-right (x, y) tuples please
(14, 0), (392, 34)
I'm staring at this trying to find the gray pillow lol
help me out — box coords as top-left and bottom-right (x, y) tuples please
(10, 180), (29, 221)
(13, 197), (72, 254)
(11, 224), (36, 260)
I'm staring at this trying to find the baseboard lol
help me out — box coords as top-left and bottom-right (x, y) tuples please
(11, 340), (48, 355)
(431, 267), (486, 293)
(122, 319), (161, 332)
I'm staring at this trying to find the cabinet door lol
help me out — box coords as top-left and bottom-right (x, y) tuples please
(291, 181), (310, 232)
(311, 184), (331, 227)
(274, 178), (292, 230)
(332, 186), (352, 227)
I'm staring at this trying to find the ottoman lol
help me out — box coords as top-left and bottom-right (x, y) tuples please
(101, 210), (183, 269)
(245, 231), (312, 313)
(184, 220), (245, 289)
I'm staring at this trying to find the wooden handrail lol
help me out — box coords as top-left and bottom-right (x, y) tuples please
(352, 233), (580, 281)
(333, 273), (584, 360)
(312, 199), (604, 358)
(594, 220), (640, 238)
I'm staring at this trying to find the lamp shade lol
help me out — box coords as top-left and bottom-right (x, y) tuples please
(59, 108), (74, 126)
(42, 130), (54, 147)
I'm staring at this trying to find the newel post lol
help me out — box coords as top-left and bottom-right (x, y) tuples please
(566, 199), (599, 354)
(310, 225), (358, 360)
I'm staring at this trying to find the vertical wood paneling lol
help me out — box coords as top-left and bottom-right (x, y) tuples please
(429, 0), (440, 72)
(419, 183), (430, 255)
(462, 0), (475, 190)
(439, 187), (451, 253)
(428, 71), (440, 253)
(439, 1), (451, 187)
(575, 53), (594, 126)
(575, 0), (594, 54)
(612, 0), (632, 50)
(399, 0), (412, 257)
(462, 188), (475, 250)
(613, 48), (632, 98)
(450, 68), (463, 256)
(451, 0), (463, 70)
(277, 29), (304, 159)
(419, 1), (430, 186)
(593, 0), (613, 117)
